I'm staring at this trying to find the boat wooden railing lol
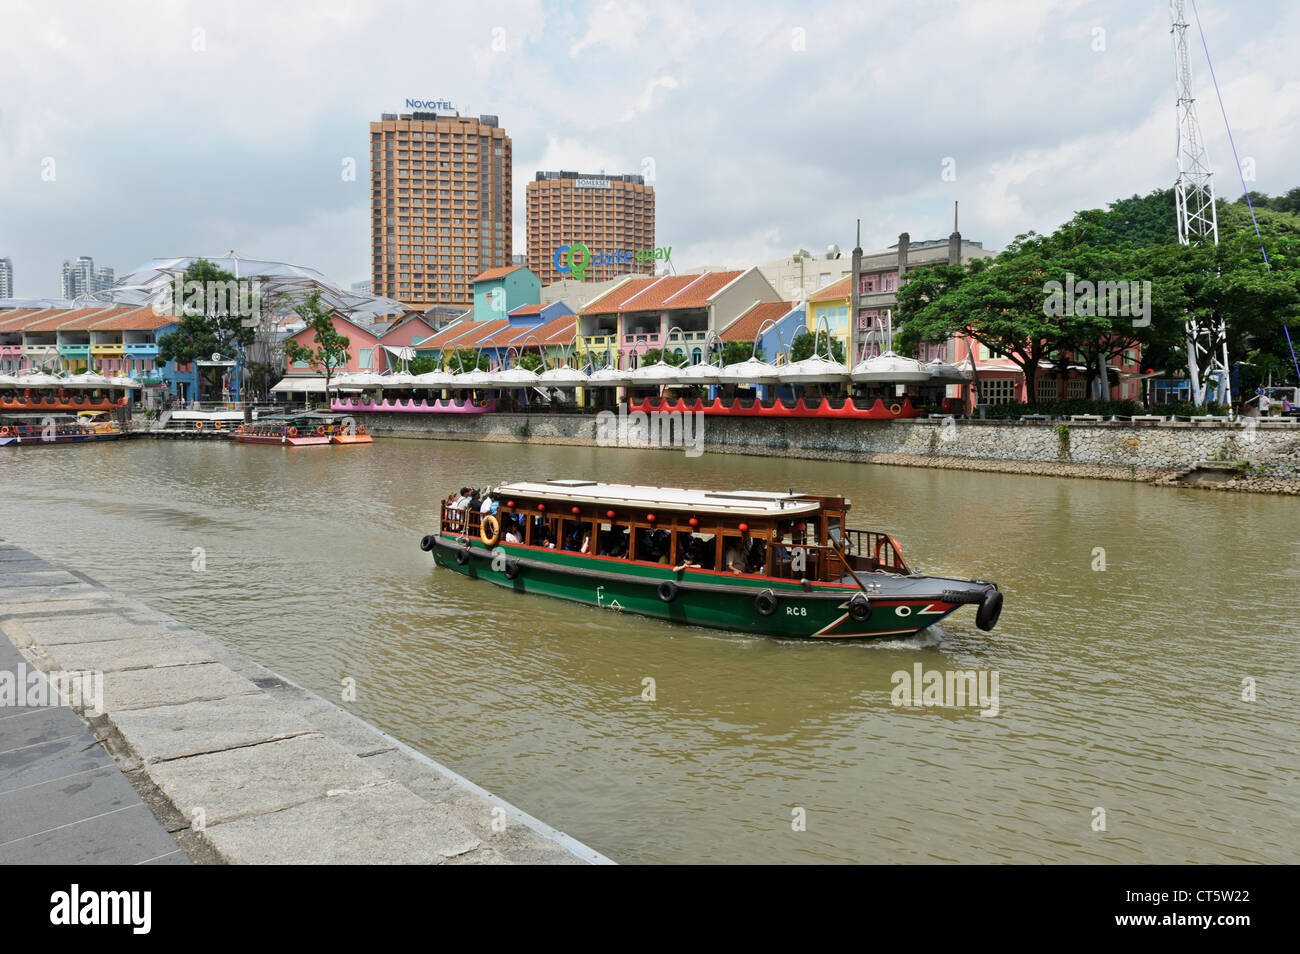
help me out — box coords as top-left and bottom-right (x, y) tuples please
(841, 529), (910, 574)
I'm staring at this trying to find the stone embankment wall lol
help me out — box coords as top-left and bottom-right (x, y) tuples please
(353, 412), (1300, 490)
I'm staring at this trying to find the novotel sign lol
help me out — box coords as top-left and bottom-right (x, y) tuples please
(575, 178), (612, 189)
(406, 98), (454, 110)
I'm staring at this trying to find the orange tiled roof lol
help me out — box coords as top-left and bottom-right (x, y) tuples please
(661, 270), (745, 309)
(508, 303), (544, 316)
(721, 301), (796, 342)
(618, 274), (700, 313)
(87, 306), (175, 331)
(20, 306), (117, 333)
(580, 276), (661, 315)
(417, 321), (478, 349)
(470, 265), (526, 283)
(807, 275), (852, 302)
(0, 309), (41, 330)
(443, 319), (509, 348)
(534, 313), (577, 345)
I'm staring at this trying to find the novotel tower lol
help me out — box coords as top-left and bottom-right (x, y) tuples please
(526, 171), (655, 286)
(370, 109), (512, 308)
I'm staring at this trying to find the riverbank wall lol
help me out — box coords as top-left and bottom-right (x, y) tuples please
(351, 412), (1300, 494)
(0, 540), (611, 865)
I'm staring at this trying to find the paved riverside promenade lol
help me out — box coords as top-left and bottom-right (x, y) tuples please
(0, 539), (610, 865)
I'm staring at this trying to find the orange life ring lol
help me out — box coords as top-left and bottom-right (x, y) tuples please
(0, 426), (9, 436)
(357, 425), (367, 435)
(287, 426), (298, 436)
(315, 425), (325, 435)
(194, 421), (204, 430)
(480, 514), (501, 547)
(212, 421), (223, 430)
(889, 403), (902, 415)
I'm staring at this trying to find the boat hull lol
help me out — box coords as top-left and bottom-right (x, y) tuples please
(232, 434), (331, 446)
(428, 533), (970, 640)
(331, 433), (373, 445)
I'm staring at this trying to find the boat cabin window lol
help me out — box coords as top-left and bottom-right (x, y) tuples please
(597, 524), (629, 558)
(634, 528), (671, 565)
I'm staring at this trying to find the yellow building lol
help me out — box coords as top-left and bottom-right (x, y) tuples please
(805, 276), (852, 365)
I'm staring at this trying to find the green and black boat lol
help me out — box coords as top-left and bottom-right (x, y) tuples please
(421, 479), (1003, 640)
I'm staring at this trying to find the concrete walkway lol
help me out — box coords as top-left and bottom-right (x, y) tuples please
(0, 539), (611, 865)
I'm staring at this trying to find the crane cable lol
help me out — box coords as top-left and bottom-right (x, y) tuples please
(1190, 0), (1300, 382)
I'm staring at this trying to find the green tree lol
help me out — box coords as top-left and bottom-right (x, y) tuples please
(282, 292), (351, 400)
(155, 258), (256, 398)
(407, 355), (441, 376)
(448, 348), (489, 372)
(790, 329), (846, 364)
(640, 347), (689, 367)
(517, 351), (544, 373)
(720, 341), (762, 364)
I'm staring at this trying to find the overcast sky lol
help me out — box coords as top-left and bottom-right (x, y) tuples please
(2, 0), (1297, 298)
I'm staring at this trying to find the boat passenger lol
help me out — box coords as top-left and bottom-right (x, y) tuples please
(723, 539), (746, 575)
(673, 534), (703, 572)
(504, 516), (522, 544)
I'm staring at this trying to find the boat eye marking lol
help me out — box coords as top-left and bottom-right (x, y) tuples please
(895, 605), (912, 617)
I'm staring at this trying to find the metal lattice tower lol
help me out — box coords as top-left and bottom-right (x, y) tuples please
(1170, 0), (1230, 405)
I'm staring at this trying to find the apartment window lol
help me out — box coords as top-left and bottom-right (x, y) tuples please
(359, 348), (374, 369)
(1036, 378), (1058, 402)
(1067, 379), (1086, 400)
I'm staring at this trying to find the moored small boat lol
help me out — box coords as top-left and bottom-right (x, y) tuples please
(233, 412), (370, 446)
(421, 480), (1003, 640)
(0, 413), (127, 446)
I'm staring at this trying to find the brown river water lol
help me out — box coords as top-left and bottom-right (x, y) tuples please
(1, 437), (1297, 863)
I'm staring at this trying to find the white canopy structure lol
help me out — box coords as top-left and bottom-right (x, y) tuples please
(850, 351), (932, 383)
(412, 370), (457, 388)
(670, 362), (722, 387)
(923, 359), (971, 382)
(13, 372), (67, 387)
(86, 253), (409, 325)
(451, 369), (494, 388)
(488, 366), (541, 388)
(586, 366), (632, 388)
(716, 357), (781, 385)
(776, 355), (852, 384)
(537, 365), (590, 388)
(627, 360), (686, 387)
(108, 375), (144, 388)
(61, 372), (114, 389)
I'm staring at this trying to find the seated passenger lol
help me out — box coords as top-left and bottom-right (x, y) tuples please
(673, 535), (703, 572)
(723, 539), (746, 575)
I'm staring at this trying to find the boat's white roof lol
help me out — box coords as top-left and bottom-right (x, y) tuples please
(495, 480), (823, 516)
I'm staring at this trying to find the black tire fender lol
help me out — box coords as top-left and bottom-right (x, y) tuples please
(657, 580), (678, 602)
(455, 547), (471, 566)
(849, 594), (872, 623)
(755, 589), (778, 617)
(419, 535), (435, 552)
(503, 558), (520, 580)
(976, 588), (1003, 631)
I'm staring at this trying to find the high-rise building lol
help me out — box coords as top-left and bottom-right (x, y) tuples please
(369, 111), (512, 308)
(526, 172), (655, 286)
(0, 258), (12, 299)
(60, 256), (114, 299)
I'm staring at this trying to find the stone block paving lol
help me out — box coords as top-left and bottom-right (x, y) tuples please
(1, 540), (609, 865)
